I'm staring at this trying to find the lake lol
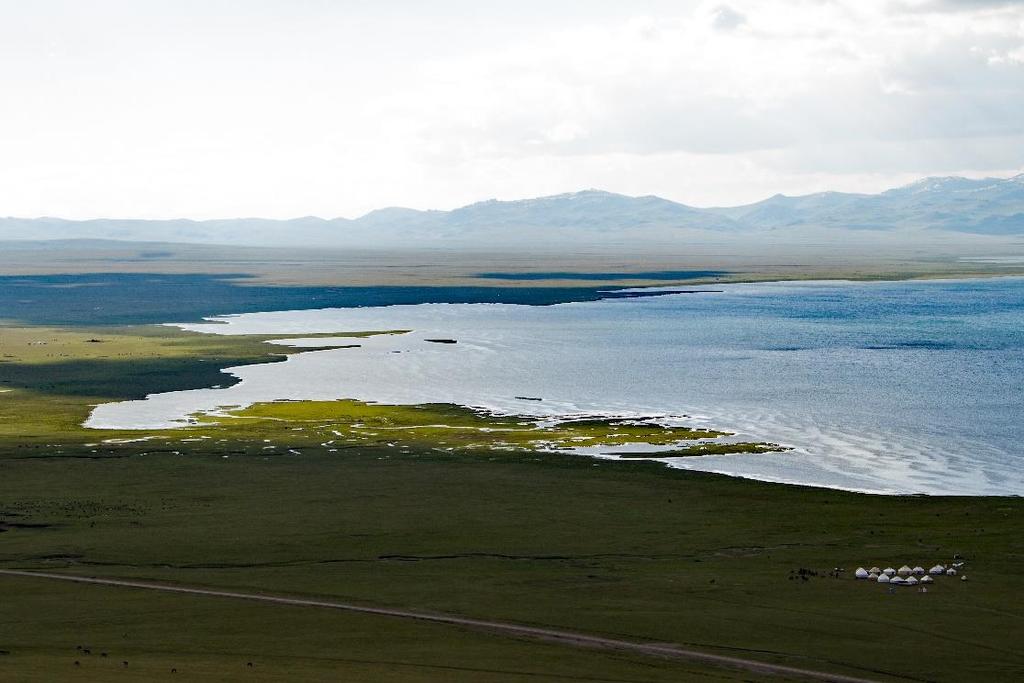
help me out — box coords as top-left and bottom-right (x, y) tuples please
(87, 278), (1024, 496)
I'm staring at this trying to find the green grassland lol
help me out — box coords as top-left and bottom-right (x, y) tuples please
(3, 573), (768, 683)
(1, 324), (1023, 682)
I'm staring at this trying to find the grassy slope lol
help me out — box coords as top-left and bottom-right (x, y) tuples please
(0, 325), (1022, 682)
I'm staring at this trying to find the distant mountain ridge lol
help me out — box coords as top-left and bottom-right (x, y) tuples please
(706, 174), (1024, 233)
(2, 174), (1022, 247)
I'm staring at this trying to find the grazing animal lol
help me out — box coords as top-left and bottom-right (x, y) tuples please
(74, 661), (80, 667)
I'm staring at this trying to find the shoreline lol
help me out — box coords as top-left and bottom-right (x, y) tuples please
(86, 394), (997, 498)
(5, 276), (1019, 498)
(77, 276), (1024, 498)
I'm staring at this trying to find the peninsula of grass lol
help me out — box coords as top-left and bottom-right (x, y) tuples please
(182, 400), (729, 454)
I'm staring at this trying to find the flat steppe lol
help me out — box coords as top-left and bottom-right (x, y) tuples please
(2, 238), (1023, 286)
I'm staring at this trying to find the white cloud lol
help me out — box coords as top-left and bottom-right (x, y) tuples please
(707, 4), (748, 31)
(0, 0), (1021, 218)
(893, 0), (1024, 13)
(374, 0), (1024, 204)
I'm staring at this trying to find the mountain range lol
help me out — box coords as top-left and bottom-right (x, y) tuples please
(2, 174), (1022, 248)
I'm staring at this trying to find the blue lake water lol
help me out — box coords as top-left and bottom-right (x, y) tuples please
(88, 278), (1024, 496)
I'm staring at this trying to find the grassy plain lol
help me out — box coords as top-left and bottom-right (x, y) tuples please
(2, 239), (1024, 287)
(3, 572), (765, 683)
(2, 437), (1022, 682)
(1, 322), (1022, 682)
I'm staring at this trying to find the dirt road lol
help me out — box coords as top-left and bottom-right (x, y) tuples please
(0, 568), (880, 682)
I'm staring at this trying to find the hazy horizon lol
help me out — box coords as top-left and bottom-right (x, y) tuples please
(2, 171), (1021, 223)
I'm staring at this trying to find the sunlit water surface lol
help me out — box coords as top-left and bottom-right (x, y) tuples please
(88, 278), (1024, 496)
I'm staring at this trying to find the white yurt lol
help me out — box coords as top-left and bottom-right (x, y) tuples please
(905, 576), (919, 585)
(960, 575), (968, 582)
(898, 565), (913, 576)
(890, 576), (905, 585)
(921, 575), (934, 584)
(929, 565), (945, 575)
(912, 566), (925, 575)
(946, 568), (958, 576)
(855, 567), (869, 579)
(877, 574), (891, 583)
(868, 572), (880, 580)
(883, 567), (896, 576)
(869, 566), (882, 574)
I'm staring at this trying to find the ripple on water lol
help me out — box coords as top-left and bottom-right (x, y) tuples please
(86, 278), (1024, 496)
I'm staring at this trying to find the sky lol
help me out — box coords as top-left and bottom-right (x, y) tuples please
(1, 0), (1022, 219)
